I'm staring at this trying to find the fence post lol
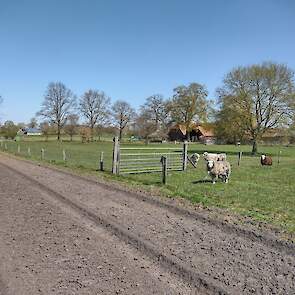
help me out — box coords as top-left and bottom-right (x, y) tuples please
(182, 141), (188, 171)
(41, 148), (45, 160)
(161, 156), (167, 184)
(28, 147), (31, 157)
(238, 151), (242, 166)
(112, 137), (119, 174)
(63, 149), (67, 162)
(4, 143), (7, 150)
(0, 141), (3, 149)
(99, 151), (104, 171)
(17, 145), (20, 154)
(277, 150), (282, 164)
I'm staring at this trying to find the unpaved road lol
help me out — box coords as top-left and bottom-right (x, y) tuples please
(0, 154), (294, 294)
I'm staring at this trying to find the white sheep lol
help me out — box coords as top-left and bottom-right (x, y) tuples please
(203, 152), (227, 162)
(206, 160), (231, 184)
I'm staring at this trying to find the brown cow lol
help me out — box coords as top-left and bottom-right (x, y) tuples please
(261, 154), (272, 166)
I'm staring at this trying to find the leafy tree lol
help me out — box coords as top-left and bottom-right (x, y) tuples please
(79, 89), (110, 141)
(64, 114), (79, 141)
(217, 62), (295, 154)
(40, 121), (51, 141)
(215, 99), (248, 144)
(167, 83), (209, 140)
(79, 126), (91, 143)
(2, 120), (18, 139)
(37, 82), (76, 141)
(135, 109), (157, 143)
(112, 100), (135, 140)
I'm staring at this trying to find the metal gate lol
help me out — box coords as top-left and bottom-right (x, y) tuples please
(112, 138), (188, 175)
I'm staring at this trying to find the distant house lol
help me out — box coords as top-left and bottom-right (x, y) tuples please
(260, 128), (289, 144)
(26, 128), (42, 136)
(168, 123), (216, 144)
(18, 128), (42, 136)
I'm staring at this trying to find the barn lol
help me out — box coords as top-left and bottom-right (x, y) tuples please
(168, 123), (216, 144)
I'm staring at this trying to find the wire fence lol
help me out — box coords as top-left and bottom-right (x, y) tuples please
(0, 140), (113, 171)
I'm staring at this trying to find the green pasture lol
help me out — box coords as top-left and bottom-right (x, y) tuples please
(1, 138), (294, 234)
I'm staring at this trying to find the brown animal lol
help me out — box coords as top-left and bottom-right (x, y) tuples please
(261, 154), (272, 166)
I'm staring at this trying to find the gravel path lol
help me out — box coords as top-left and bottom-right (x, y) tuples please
(0, 154), (294, 294)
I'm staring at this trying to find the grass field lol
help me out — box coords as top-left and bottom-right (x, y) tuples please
(1, 136), (295, 234)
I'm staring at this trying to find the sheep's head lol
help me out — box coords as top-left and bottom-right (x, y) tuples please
(261, 155), (266, 160)
(207, 160), (214, 169)
(203, 152), (208, 160)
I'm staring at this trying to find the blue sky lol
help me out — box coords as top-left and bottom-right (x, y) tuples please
(0, 0), (295, 123)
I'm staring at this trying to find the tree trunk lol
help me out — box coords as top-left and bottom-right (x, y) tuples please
(57, 125), (61, 141)
(119, 128), (122, 141)
(70, 134), (73, 141)
(90, 126), (94, 142)
(252, 139), (258, 155)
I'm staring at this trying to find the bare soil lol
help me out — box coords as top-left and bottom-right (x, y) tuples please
(0, 154), (294, 294)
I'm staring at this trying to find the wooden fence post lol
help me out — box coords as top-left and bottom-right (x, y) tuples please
(4, 143), (7, 150)
(161, 156), (167, 184)
(112, 137), (119, 174)
(0, 141), (3, 148)
(17, 145), (20, 154)
(238, 151), (242, 166)
(41, 148), (45, 160)
(63, 149), (67, 162)
(277, 150), (282, 164)
(182, 141), (188, 171)
(99, 151), (104, 171)
(28, 147), (31, 157)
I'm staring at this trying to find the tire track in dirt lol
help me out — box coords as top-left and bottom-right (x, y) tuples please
(0, 161), (229, 295)
(1, 153), (293, 255)
(0, 167), (193, 294)
(0, 155), (294, 294)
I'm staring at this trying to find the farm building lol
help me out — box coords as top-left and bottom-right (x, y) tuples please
(260, 128), (290, 144)
(17, 128), (42, 136)
(168, 123), (216, 144)
(26, 128), (42, 136)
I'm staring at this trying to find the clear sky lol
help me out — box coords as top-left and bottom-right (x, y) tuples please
(0, 0), (295, 123)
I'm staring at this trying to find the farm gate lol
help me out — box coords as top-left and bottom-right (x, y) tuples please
(112, 137), (188, 175)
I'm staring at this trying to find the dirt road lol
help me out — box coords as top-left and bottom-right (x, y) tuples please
(0, 154), (294, 294)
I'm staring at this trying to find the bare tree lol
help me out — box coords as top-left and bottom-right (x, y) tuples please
(217, 62), (295, 154)
(64, 114), (79, 141)
(140, 94), (168, 131)
(37, 82), (76, 141)
(112, 100), (135, 140)
(28, 117), (38, 129)
(79, 89), (110, 141)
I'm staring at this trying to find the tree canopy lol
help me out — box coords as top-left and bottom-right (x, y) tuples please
(167, 83), (209, 139)
(37, 82), (76, 140)
(79, 89), (110, 140)
(217, 62), (295, 153)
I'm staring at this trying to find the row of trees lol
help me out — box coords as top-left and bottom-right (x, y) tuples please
(1, 62), (295, 153)
(35, 81), (211, 142)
